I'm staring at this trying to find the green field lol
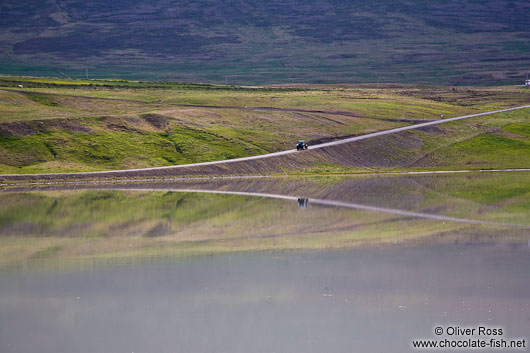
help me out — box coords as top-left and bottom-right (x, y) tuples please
(1, 75), (530, 175)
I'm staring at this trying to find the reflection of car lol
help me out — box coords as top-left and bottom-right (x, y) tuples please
(298, 198), (309, 209)
(296, 140), (308, 150)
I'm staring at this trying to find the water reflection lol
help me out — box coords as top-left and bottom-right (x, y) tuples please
(0, 172), (529, 352)
(298, 198), (309, 209)
(0, 172), (529, 268)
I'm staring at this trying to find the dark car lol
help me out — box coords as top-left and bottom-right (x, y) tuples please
(296, 140), (308, 150)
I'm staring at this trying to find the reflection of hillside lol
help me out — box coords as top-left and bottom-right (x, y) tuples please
(1, 173), (529, 267)
(6, 172), (530, 221)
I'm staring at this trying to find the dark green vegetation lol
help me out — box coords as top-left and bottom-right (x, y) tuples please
(0, 115), (260, 173)
(1, 172), (529, 267)
(0, 76), (529, 175)
(1, 0), (530, 85)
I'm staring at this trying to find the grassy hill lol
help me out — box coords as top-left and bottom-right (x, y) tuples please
(0, 75), (530, 176)
(1, 0), (530, 85)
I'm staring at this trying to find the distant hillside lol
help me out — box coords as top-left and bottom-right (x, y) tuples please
(1, 0), (530, 84)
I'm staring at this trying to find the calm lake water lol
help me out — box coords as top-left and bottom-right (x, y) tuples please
(0, 173), (529, 352)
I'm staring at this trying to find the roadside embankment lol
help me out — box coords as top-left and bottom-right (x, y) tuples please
(0, 130), (432, 182)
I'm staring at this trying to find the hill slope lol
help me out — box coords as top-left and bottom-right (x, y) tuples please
(1, 0), (530, 84)
(0, 76), (529, 179)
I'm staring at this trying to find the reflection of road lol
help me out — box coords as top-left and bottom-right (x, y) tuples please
(378, 168), (530, 175)
(120, 188), (530, 229)
(2, 105), (529, 178)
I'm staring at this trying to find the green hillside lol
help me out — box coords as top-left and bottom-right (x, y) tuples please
(0, 76), (529, 175)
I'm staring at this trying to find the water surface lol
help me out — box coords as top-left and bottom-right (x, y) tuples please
(0, 172), (529, 352)
(1, 244), (529, 353)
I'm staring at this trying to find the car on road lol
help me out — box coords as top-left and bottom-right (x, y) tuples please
(296, 140), (308, 150)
